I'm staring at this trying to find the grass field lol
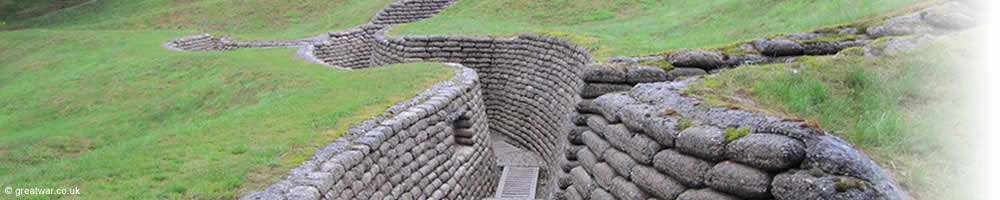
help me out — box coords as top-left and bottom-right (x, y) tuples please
(0, 0), (88, 22)
(1, 1), (444, 198)
(0, 29), (452, 199)
(683, 30), (982, 199)
(1, 0), (396, 40)
(391, 0), (923, 60)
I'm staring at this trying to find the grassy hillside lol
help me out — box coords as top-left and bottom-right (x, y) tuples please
(2, 1), (446, 198)
(0, 0), (89, 22)
(391, 0), (923, 60)
(684, 30), (982, 199)
(0, 29), (452, 199)
(2, 0), (396, 40)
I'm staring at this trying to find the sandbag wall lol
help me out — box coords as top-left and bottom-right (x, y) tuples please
(166, 33), (326, 52)
(556, 63), (672, 198)
(307, 0), (459, 69)
(609, 1), (982, 71)
(372, 32), (593, 198)
(577, 64), (672, 100)
(313, 24), (386, 69)
(371, 0), (457, 25)
(557, 81), (906, 200)
(167, 0), (458, 54)
(166, 33), (233, 51)
(242, 65), (500, 200)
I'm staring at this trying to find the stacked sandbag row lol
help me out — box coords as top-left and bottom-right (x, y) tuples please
(376, 34), (505, 67)
(638, 34), (868, 73)
(608, 1), (978, 74)
(371, 0), (457, 25)
(605, 31), (870, 73)
(554, 63), (678, 198)
(166, 0), (462, 54)
(373, 33), (593, 199)
(242, 65), (500, 200)
(166, 33), (326, 52)
(312, 26), (380, 69)
(578, 64), (672, 99)
(220, 37), (319, 49)
(374, 33), (591, 163)
(865, 1), (976, 38)
(369, 28), (410, 66)
(557, 81), (906, 200)
(853, 1), (979, 57)
(166, 33), (231, 51)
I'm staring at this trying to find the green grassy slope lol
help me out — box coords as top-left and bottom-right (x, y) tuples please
(3, 0), (395, 40)
(683, 30), (982, 199)
(0, 0), (86, 21)
(391, 0), (923, 60)
(2, 1), (444, 198)
(0, 29), (452, 199)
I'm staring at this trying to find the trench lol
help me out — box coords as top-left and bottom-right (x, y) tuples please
(159, 0), (973, 199)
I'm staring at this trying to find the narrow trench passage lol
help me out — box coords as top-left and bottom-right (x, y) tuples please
(489, 132), (546, 199)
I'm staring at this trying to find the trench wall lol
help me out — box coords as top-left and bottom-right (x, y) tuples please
(165, 33), (324, 52)
(167, 0), (456, 54)
(371, 0), (457, 25)
(313, 24), (386, 69)
(555, 73), (906, 200)
(242, 65), (500, 200)
(370, 33), (594, 161)
(371, 33), (594, 199)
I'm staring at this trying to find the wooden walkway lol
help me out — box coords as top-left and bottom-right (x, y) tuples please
(488, 134), (545, 200)
(494, 166), (540, 199)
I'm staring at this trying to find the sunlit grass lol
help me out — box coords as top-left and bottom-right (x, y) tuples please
(3, 0), (396, 40)
(0, 29), (452, 199)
